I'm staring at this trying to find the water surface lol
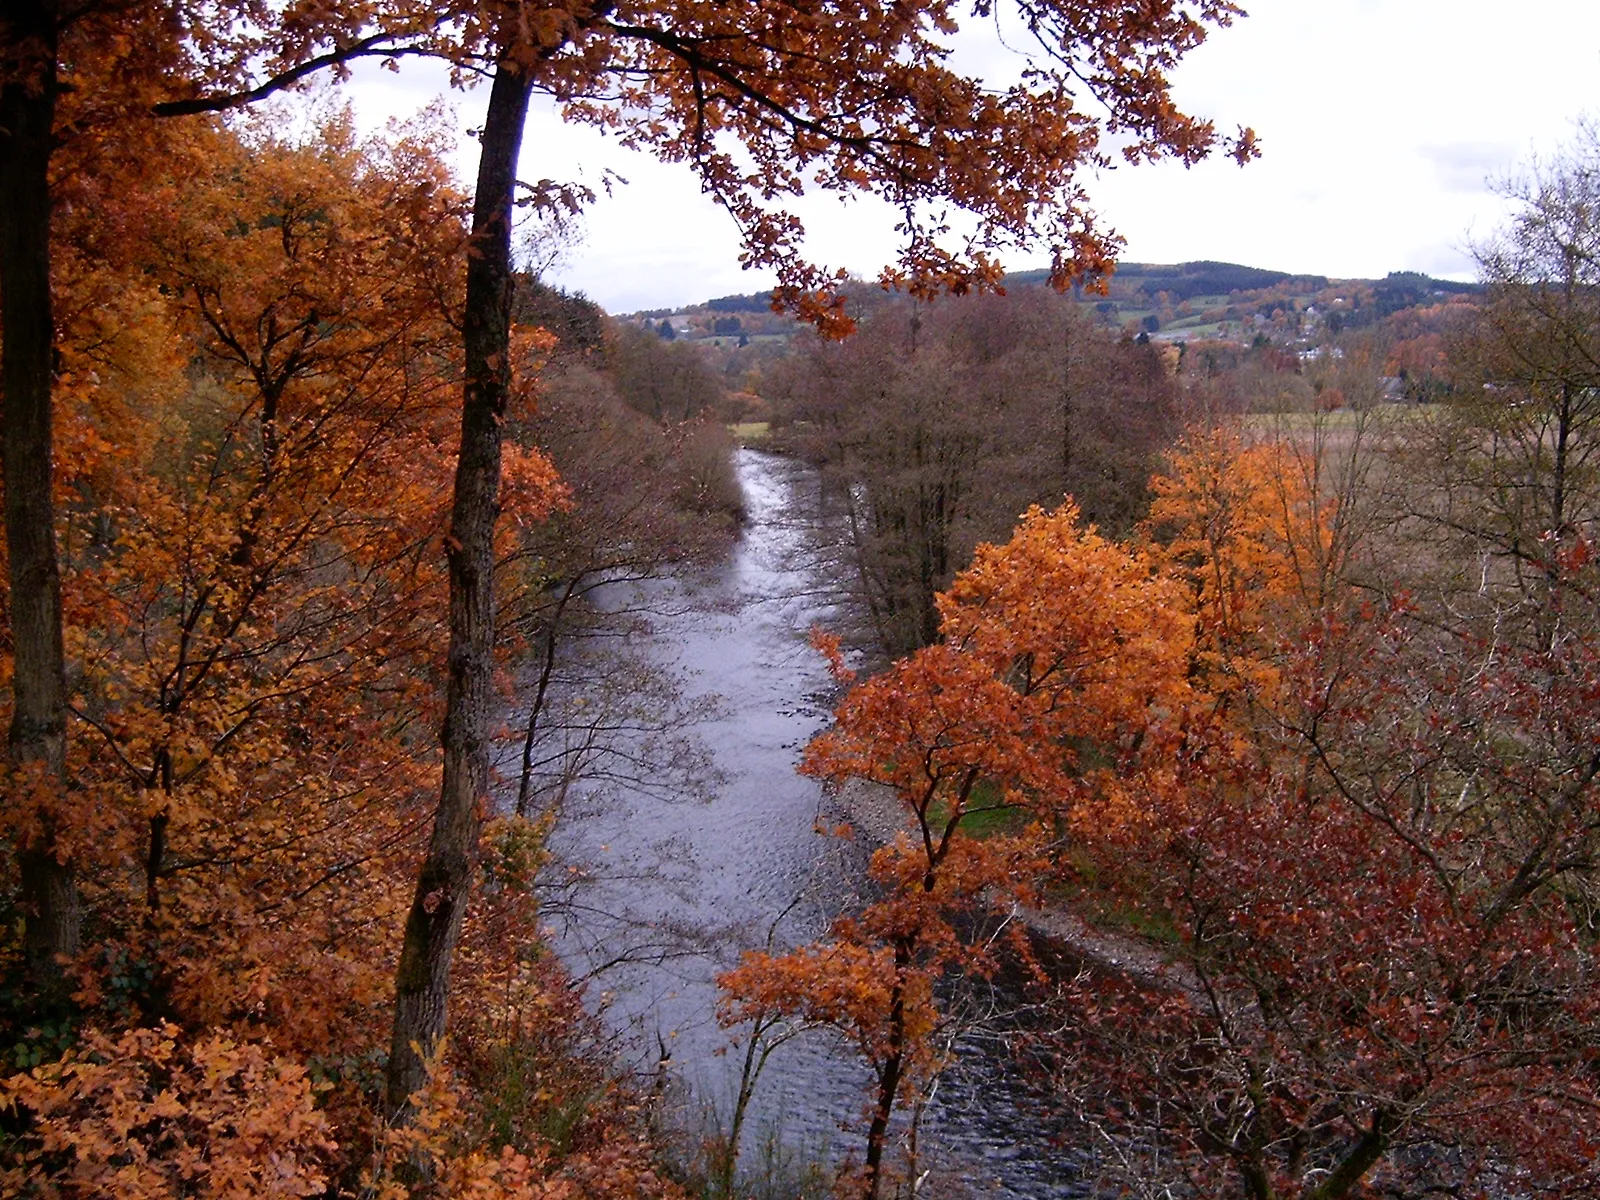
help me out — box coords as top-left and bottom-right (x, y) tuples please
(527, 448), (1095, 1195)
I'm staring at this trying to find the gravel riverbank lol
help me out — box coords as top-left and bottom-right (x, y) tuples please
(825, 778), (1189, 993)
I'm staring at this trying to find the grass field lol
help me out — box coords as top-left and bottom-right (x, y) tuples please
(1241, 403), (1433, 431)
(729, 421), (772, 444)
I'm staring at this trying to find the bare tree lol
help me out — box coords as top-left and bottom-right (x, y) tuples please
(774, 289), (1182, 655)
(1395, 121), (1600, 648)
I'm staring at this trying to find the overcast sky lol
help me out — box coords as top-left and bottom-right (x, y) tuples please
(347, 0), (1600, 314)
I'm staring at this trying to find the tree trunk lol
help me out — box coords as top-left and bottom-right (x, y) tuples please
(864, 1034), (904, 1200)
(1301, 1110), (1389, 1200)
(1, 0), (81, 993)
(863, 938), (912, 1200)
(384, 52), (533, 1123)
(516, 576), (580, 817)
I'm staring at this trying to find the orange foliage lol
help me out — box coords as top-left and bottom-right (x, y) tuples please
(1142, 428), (1336, 702)
(722, 502), (1195, 1194)
(0, 110), (587, 1194)
(806, 502), (1194, 836)
(362, 1022), (682, 1200)
(768, 424), (1600, 1196)
(16, 114), (478, 1059)
(721, 439), (1352, 1193)
(0, 1023), (335, 1198)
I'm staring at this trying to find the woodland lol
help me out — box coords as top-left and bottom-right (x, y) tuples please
(0, 1), (1597, 1199)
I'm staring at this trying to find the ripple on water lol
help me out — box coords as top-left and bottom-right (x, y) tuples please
(530, 448), (1095, 1197)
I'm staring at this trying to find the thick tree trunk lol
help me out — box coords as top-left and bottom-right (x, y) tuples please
(1, 0), (81, 992)
(383, 52), (534, 1124)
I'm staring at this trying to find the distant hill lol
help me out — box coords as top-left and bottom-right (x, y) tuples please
(619, 261), (1482, 347)
(1002, 262), (1481, 342)
(1007, 260), (1330, 301)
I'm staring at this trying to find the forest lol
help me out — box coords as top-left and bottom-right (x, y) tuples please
(2, 1), (1597, 1198)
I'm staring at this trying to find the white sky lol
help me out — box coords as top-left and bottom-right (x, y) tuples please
(345, 0), (1600, 313)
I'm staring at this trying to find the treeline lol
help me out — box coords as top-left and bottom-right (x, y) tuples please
(742, 276), (1455, 662)
(1009, 259), (1329, 300)
(631, 260), (1486, 359)
(742, 266), (1477, 664)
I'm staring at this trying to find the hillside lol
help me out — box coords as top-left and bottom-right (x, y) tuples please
(622, 261), (1481, 348)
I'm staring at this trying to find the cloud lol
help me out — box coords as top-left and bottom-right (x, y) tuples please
(1421, 143), (1517, 195)
(1406, 241), (1478, 281)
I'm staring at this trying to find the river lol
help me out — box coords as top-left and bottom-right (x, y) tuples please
(526, 448), (1098, 1197)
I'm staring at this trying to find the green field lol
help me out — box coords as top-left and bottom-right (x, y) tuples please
(729, 421), (772, 444)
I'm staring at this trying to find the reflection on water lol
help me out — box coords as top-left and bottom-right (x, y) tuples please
(516, 448), (1095, 1197)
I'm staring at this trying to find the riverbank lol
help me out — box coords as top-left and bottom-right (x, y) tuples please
(827, 779), (1186, 992)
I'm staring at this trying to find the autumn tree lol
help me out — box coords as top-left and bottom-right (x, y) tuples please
(1043, 562), (1600, 1199)
(1, 10), (492, 1179)
(604, 321), (727, 426)
(722, 504), (1194, 1198)
(0, 94), (687, 1200)
(1139, 423), (1375, 703)
(100, 110), (486, 1002)
(984, 426), (1600, 1198)
(0, 104), (552, 1194)
(2, 0), (609, 1136)
(83, 112), (527, 1051)
(4, 6), (663, 1193)
(384, 17), (539, 1126)
(0, 0), (468, 995)
(1, 0), (78, 993)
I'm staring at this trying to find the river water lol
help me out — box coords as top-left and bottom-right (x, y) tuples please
(529, 448), (1097, 1197)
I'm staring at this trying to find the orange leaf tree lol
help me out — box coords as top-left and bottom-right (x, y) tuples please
(0, 108), (565, 1194)
(1, 0), (454, 998)
(39, 112), (479, 1046)
(1141, 427), (1337, 703)
(0, 1022), (336, 1199)
(722, 503), (1193, 1198)
(1045, 590), (1600, 1198)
